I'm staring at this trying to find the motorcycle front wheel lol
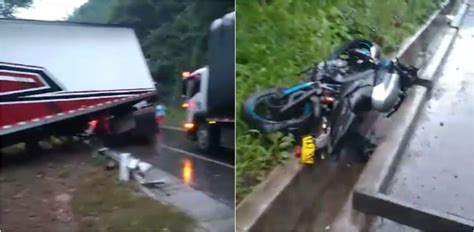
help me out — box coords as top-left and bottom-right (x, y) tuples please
(242, 88), (319, 136)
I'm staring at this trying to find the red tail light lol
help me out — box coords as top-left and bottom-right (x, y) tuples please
(89, 120), (98, 130)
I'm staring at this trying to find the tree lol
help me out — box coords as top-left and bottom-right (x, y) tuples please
(68, 0), (119, 23)
(1, 0), (32, 18)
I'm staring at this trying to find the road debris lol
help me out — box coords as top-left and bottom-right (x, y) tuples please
(54, 193), (72, 203)
(119, 153), (131, 181)
(97, 148), (166, 187)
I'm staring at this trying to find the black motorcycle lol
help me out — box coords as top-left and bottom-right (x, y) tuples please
(242, 40), (419, 163)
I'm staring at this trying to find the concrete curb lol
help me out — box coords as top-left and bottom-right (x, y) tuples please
(451, 1), (470, 28)
(236, 1), (459, 231)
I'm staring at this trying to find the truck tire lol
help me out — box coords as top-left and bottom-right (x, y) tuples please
(197, 124), (219, 152)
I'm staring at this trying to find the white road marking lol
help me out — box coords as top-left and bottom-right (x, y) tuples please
(161, 144), (234, 169)
(160, 125), (184, 132)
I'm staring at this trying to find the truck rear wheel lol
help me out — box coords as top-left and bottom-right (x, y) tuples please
(197, 124), (219, 152)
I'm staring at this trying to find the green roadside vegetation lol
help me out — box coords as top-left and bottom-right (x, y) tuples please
(72, 165), (195, 232)
(165, 103), (186, 127)
(236, 0), (443, 203)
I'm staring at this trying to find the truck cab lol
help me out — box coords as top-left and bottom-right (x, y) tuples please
(180, 11), (235, 152)
(182, 65), (234, 151)
(182, 66), (209, 134)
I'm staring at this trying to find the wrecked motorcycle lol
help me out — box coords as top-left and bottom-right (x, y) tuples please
(242, 40), (419, 164)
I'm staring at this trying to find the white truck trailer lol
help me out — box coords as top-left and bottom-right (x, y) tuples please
(0, 19), (158, 148)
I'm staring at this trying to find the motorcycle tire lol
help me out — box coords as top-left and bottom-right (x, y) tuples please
(242, 88), (317, 135)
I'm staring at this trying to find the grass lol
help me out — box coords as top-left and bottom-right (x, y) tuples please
(72, 167), (195, 232)
(236, 0), (443, 203)
(164, 103), (187, 127)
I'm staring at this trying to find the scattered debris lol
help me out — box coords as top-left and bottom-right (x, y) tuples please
(97, 148), (166, 187)
(55, 193), (72, 203)
(55, 208), (73, 222)
(106, 160), (116, 170)
(119, 153), (131, 181)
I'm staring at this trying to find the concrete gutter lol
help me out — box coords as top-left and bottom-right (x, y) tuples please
(236, 0), (461, 231)
(237, 156), (354, 231)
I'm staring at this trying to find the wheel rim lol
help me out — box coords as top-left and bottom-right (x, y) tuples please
(197, 127), (209, 149)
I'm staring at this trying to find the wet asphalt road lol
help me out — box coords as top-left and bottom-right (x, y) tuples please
(375, 5), (474, 231)
(109, 127), (235, 208)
